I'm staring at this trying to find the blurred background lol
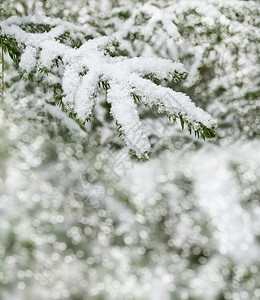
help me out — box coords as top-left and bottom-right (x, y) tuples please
(0, 0), (259, 299)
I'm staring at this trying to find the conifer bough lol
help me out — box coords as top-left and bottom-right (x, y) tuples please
(0, 16), (217, 158)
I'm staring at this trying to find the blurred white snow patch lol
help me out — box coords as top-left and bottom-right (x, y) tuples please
(126, 140), (260, 262)
(192, 141), (259, 261)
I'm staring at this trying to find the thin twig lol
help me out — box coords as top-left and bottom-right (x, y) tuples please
(0, 33), (7, 181)
(1, 34), (4, 100)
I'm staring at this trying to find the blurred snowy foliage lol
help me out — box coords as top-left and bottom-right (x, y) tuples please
(0, 1), (259, 300)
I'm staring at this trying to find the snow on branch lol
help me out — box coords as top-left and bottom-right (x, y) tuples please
(1, 16), (217, 158)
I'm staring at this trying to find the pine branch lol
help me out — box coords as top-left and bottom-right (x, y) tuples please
(0, 16), (217, 158)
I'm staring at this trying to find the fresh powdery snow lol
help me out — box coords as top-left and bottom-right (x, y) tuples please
(1, 16), (217, 158)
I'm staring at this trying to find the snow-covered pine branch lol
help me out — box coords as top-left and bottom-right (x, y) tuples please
(1, 16), (217, 158)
